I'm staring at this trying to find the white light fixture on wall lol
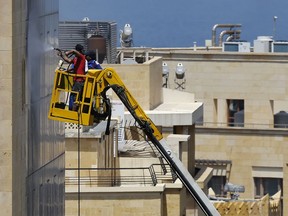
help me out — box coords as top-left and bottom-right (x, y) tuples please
(174, 63), (186, 90)
(162, 62), (169, 88)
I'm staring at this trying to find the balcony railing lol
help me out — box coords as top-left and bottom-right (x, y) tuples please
(65, 163), (177, 187)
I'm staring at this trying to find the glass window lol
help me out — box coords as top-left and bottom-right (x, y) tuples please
(227, 99), (244, 127)
(254, 177), (282, 198)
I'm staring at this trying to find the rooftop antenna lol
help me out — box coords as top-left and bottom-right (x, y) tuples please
(273, 16), (278, 40)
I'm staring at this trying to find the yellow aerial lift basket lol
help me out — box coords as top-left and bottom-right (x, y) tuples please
(48, 69), (102, 125)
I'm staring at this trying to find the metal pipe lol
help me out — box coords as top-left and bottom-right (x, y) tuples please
(212, 24), (242, 46)
(219, 30), (241, 46)
(226, 34), (240, 42)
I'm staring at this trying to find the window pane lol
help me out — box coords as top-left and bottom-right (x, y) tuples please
(227, 99), (244, 127)
(263, 178), (279, 196)
(254, 177), (282, 198)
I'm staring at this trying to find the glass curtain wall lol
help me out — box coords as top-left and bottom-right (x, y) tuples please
(25, 0), (65, 215)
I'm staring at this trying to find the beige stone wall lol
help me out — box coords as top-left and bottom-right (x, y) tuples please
(66, 137), (106, 169)
(65, 131), (118, 187)
(161, 52), (288, 127)
(163, 187), (186, 216)
(65, 191), (163, 216)
(284, 158), (288, 215)
(196, 127), (287, 198)
(1, 0), (13, 215)
(102, 56), (163, 110)
(147, 57), (163, 109)
(65, 184), (187, 216)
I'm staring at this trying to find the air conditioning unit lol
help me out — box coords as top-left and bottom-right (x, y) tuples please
(253, 36), (273, 53)
(222, 41), (251, 53)
(272, 41), (288, 53)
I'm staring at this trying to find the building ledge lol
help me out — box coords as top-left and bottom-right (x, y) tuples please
(66, 184), (166, 193)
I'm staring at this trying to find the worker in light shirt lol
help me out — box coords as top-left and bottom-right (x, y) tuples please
(85, 51), (102, 70)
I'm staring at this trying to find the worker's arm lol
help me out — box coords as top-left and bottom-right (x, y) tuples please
(58, 49), (83, 64)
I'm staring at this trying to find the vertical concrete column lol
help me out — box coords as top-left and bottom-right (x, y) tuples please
(167, 134), (190, 159)
(173, 125), (195, 176)
(284, 158), (288, 215)
(145, 50), (149, 62)
(120, 51), (124, 64)
(217, 99), (228, 126)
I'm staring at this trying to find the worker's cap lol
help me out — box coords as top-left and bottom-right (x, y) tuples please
(75, 44), (84, 52)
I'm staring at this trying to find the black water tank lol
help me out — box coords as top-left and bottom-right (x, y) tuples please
(234, 110), (244, 127)
(274, 111), (288, 128)
(87, 35), (107, 64)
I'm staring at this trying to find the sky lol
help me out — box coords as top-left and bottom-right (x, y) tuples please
(59, 0), (288, 47)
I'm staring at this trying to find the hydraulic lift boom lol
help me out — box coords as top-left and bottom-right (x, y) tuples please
(48, 67), (220, 216)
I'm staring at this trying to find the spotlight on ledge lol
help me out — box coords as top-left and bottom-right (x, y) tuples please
(162, 62), (169, 88)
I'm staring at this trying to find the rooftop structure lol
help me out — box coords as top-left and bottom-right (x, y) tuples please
(59, 21), (117, 64)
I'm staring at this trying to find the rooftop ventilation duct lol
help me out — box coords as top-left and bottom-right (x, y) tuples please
(219, 30), (241, 46)
(212, 24), (242, 47)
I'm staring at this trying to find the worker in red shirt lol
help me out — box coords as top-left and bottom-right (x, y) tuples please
(58, 44), (86, 110)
